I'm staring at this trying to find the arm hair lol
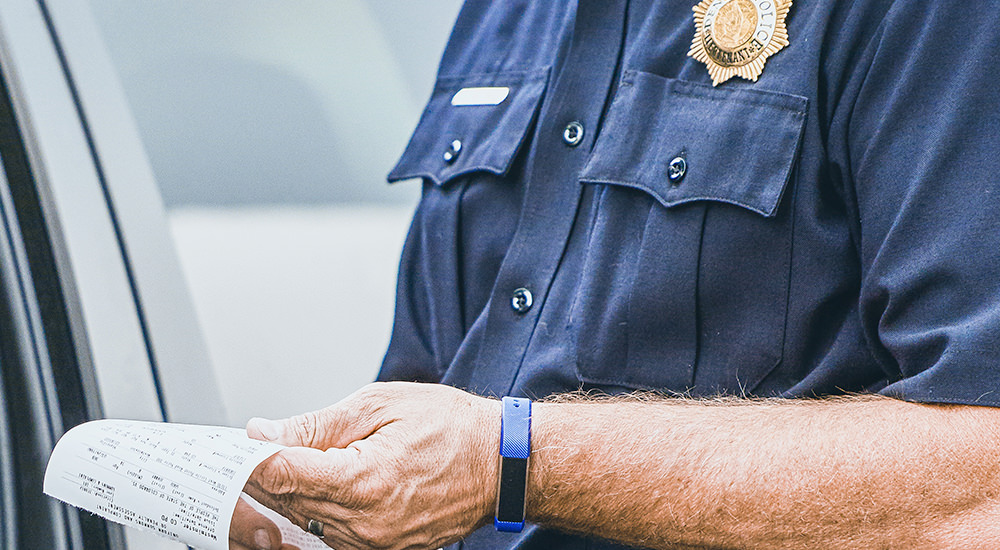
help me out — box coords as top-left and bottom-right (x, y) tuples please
(526, 393), (1000, 549)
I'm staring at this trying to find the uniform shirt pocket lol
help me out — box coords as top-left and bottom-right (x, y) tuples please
(573, 70), (807, 394)
(387, 67), (550, 186)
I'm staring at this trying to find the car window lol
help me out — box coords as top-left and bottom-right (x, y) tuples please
(87, 0), (462, 426)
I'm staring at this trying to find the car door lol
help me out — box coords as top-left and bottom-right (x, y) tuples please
(0, 0), (225, 548)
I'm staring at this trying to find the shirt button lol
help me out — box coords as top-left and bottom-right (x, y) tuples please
(562, 121), (585, 147)
(511, 288), (533, 314)
(443, 139), (462, 163)
(668, 156), (687, 183)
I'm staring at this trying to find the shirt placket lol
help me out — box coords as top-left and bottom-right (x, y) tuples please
(456, 0), (630, 396)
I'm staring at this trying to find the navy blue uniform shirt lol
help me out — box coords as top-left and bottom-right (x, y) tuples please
(380, 1), (1000, 548)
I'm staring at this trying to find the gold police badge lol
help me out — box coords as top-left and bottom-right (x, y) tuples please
(688, 0), (792, 86)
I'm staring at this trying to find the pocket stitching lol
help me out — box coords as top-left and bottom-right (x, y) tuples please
(582, 178), (783, 217)
(581, 72), (809, 218)
(621, 69), (808, 113)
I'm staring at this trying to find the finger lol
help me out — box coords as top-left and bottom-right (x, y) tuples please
(246, 446), (359, 500)
(279, 495), (363, 546)
(240, 488), (357, 550)
(278, 497), (448, 550)
(229, 495), (282, 550)
(290, 495), (456, 550)
(246, 385), (389, 449)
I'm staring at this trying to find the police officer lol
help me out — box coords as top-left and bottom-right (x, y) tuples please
(231, 0), (1000, 548)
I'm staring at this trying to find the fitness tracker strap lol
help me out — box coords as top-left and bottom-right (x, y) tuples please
(495, 396), (531, 532)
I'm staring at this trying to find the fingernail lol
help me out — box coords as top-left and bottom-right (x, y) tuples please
(254, 528), (272, 549)
(251, 418), (282, 441)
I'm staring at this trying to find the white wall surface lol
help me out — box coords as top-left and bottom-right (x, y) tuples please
(169, 206), (415, 426)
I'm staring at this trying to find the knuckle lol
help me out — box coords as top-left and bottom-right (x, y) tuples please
(356, 384), (388, 406)
(294, 411), (322, 448)
(353, 523), (389, 549)
(272, 493), (298, 521)
(259, 453), (298, 495)
(351, 393), (386, 424)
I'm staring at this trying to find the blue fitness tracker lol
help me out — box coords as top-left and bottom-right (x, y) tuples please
(495, 396), (531, 532)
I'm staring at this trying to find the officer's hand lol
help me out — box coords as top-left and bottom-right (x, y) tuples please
(229, 494), (299, 550)
(242, 382), (500, 550)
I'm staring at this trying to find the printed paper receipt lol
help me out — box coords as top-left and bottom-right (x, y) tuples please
(44, 419), (328, 550)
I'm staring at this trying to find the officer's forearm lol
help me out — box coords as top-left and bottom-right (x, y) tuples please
(527, 394), (1000, 549)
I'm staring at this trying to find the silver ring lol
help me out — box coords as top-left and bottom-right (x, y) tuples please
(307, 518), (325, 539)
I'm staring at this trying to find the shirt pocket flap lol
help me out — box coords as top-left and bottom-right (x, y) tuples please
(580, 71), (808, 217)
(388, 67), (550, 186)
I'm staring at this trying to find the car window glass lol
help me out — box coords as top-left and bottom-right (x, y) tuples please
(88, 0), (462, 426)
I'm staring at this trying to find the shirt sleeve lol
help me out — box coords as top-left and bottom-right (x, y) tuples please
(829, 0), (1000, 406)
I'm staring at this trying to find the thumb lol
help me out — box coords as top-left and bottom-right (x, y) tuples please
(247, 416), (319, 447)
(246, 417), (293, 444)
(247, 407), (357, 449)
(247, 384), (396, 449)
